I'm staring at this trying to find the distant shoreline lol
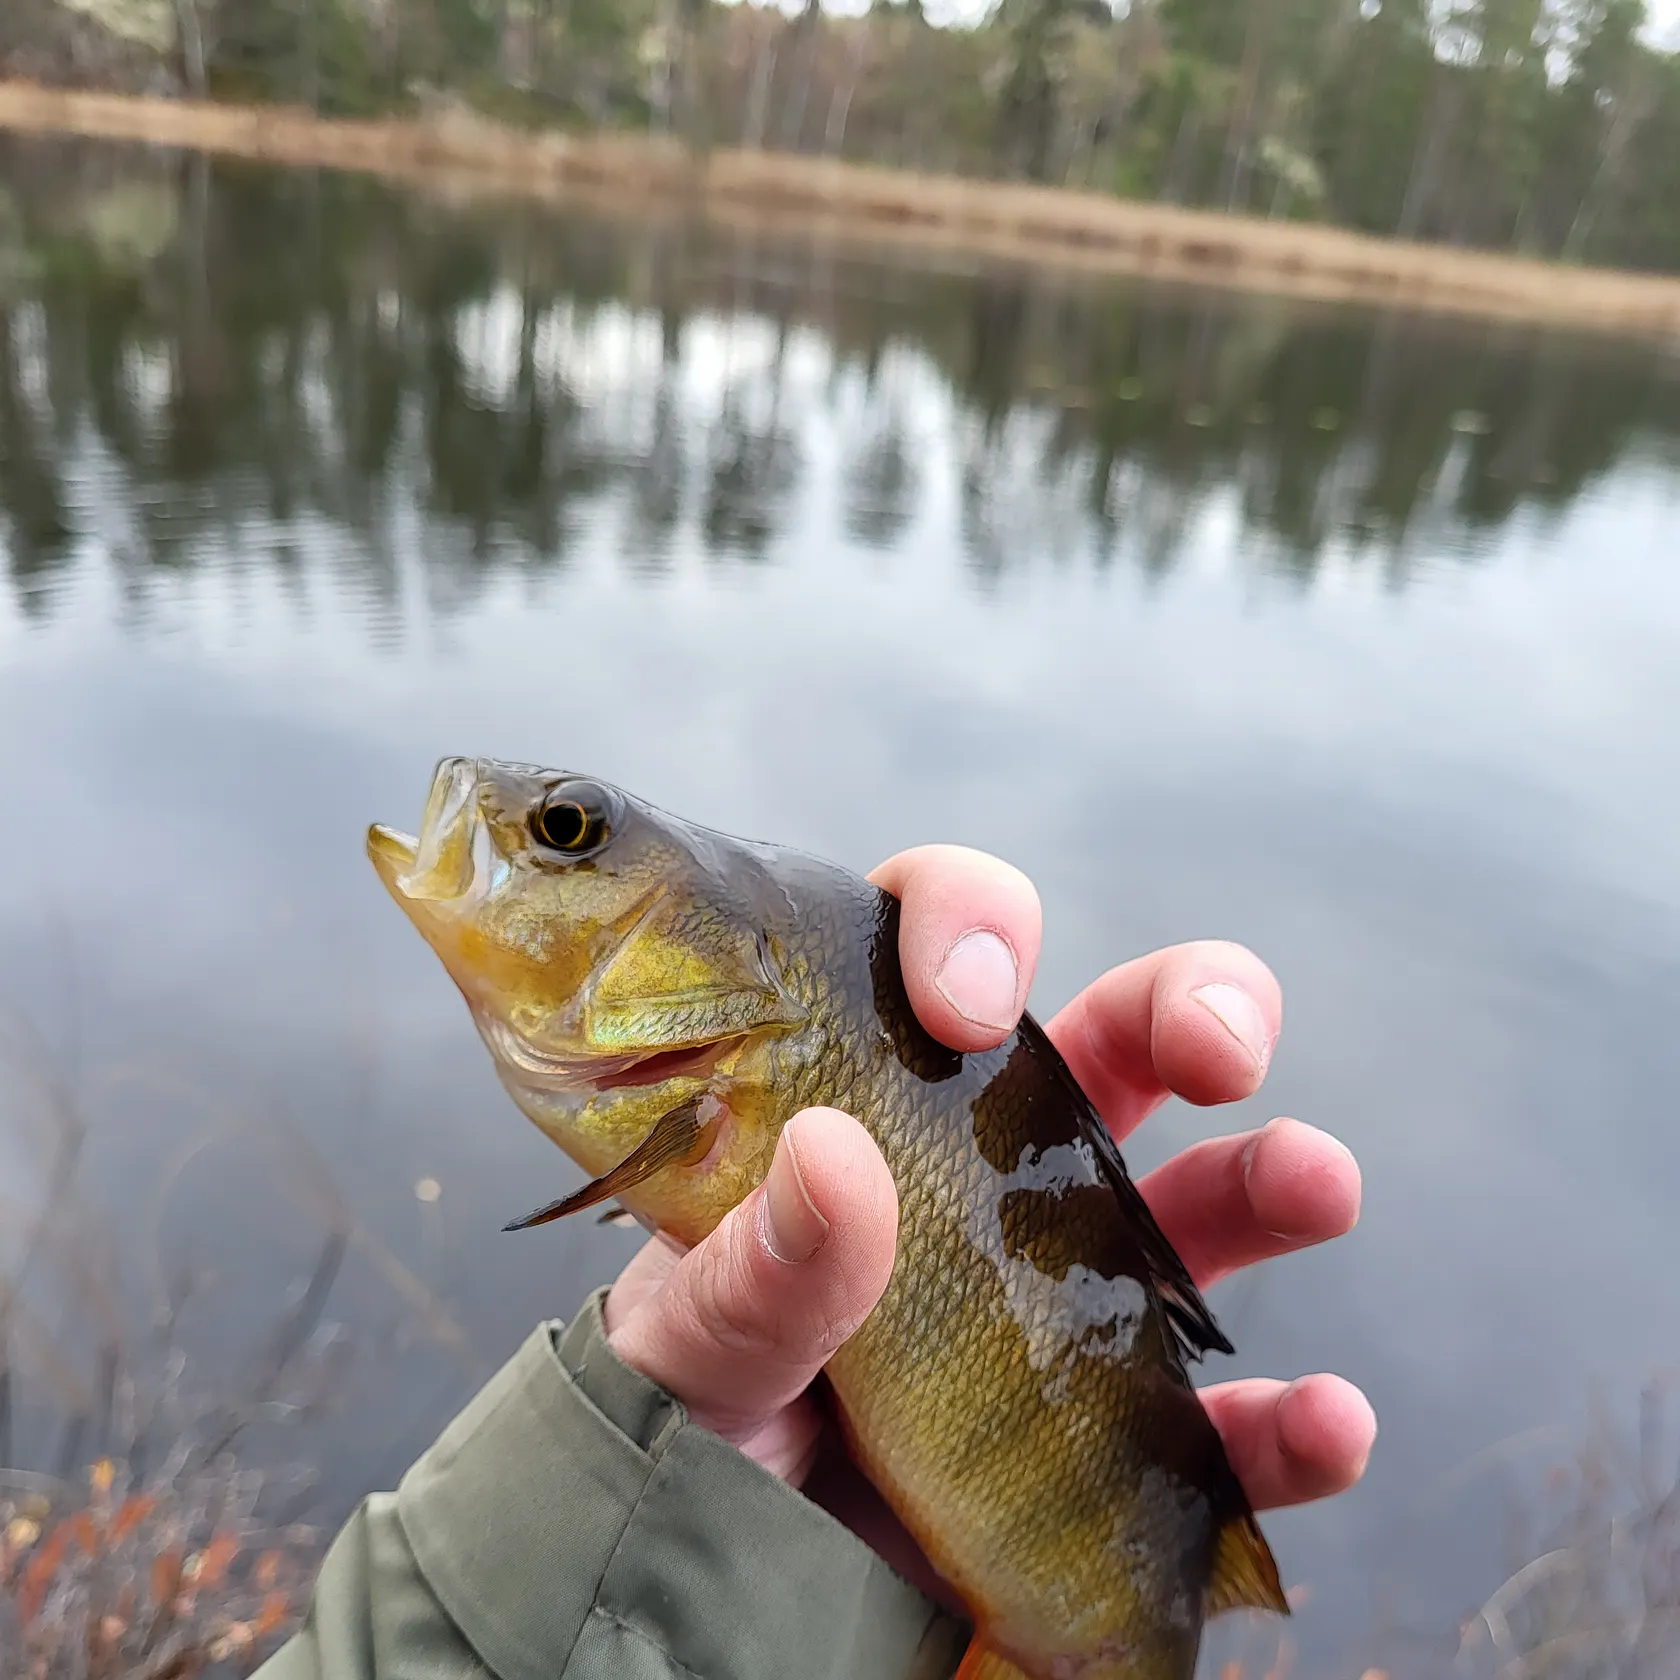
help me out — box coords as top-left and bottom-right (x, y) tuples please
(5, 80), (1680, 340)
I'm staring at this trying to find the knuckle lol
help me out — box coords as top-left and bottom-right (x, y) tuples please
(1175, 937), (1259, 971)
(684, 1214), (777, 1358)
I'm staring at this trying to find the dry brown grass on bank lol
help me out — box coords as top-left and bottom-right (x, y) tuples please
(4, 80), (1680, 340)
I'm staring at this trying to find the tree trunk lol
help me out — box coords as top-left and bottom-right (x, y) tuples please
(174, 0), (208, 97)
(649, 0), (675, 135)
(777, 1), (822, 153)
(743, 38), (777, 148)
(1396, 74), (1458, 241)
(671, 0), (710, 152)
(1160, 97), (1202, 204)
(823, 40), (867, 157)
(1218, 0), (1272, 211)
(299, 0), (319, 110)
(1563, 65), (1651, 262)
(1061, 115), (1095, 188)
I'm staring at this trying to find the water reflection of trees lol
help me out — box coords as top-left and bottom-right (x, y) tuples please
(2, 135), (1678, 626)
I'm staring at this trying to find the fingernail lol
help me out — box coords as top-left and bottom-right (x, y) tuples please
(1275, 1378), (1313, 1461)
(761, 1123), (829, 1264)
(1241, 1118), (1306, 1241)
(935, 930), (1019, 1032)
(1190, 982), (1271, 1073)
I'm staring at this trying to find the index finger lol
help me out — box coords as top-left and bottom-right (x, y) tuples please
(870, 845), (1043, 1054)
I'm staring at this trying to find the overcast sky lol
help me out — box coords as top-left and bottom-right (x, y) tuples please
(1641, 0), (1679, 34)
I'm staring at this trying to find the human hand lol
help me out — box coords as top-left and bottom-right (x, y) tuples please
(602, 845), (1373, 1599)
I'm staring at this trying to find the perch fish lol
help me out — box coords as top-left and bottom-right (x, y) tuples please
(367, 758), (1288, 1680)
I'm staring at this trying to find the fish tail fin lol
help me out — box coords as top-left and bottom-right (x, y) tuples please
(953, 1639), (1034, 1680)
(1204, 1509), (1291, 1618)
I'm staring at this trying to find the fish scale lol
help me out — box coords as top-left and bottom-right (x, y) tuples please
(369, 759), (1289, 1680)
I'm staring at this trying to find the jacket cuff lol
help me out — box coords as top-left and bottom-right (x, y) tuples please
(394, 1287), (967, 1680)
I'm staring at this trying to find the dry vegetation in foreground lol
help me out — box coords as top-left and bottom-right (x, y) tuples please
(1448, 1375), (1680, 1680)
(4, 81), (1680, 340)
(0, 1458), (316, 1679)
(1202, 1377), (1680, 1680)
(0, 1005), (483, 1677)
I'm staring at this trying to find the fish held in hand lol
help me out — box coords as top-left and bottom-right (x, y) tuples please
(368, 757), (1288, 1680)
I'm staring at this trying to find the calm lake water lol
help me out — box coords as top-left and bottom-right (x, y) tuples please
(2, 134), (1679, 1676)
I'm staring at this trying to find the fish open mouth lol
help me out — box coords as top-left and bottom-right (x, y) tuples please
(598, 1036), (751, 1090)
(479, 1014), (752, 1095)
(368, 757), (490, 906)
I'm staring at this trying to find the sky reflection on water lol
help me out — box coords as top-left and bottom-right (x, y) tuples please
(2, 137), (1680, 1675)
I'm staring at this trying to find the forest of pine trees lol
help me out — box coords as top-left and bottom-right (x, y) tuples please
(5, 0), (1680, 272)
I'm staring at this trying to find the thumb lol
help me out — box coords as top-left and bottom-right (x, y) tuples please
(606, 1106), (899, 1450)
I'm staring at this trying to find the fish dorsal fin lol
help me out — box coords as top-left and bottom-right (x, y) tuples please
(1014, 1013), (1234, 1363)
(502, 1094), (717, 1231)
(1205, 1511), (1290, 1618)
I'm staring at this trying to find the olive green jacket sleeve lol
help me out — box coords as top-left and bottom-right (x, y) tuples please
(255, 1288), (969, 1680)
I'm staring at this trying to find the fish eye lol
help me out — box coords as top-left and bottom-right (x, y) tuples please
(532, 783), (611, 857)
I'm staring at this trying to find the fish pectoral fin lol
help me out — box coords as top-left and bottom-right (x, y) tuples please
(1204, 1510), (1290, 1618)
(502, 1095), (717, 1232)
(952, 1639), (1033, 1680)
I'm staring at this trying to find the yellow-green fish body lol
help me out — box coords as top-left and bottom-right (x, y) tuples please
(369, 758), (1287, 1680)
